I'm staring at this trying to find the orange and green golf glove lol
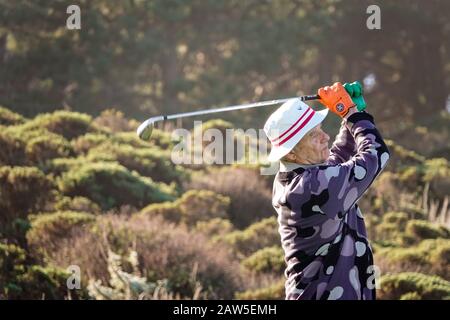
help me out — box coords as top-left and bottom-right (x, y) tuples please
(344, 81), (367, 111)
(318, 82), (356, 118)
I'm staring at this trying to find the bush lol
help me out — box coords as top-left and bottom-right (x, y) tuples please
(223, 217), (279, 258)
(86, 143), (187, 184)
(0, 243), (26, 293)
(88, 250), (202, 299)
(4, 125), (74, 165)
(24, 134), (73, 164)
(235, 277), (284, 300)
(0, 106), (25, 126)
(177, 190), (229, 225)
(72, 130), (174, 155)
(27, 211), (96, 259)
(52, 196), (101, 214)
(139, 201), (180, 223)
(375, 239), (450, 278)
(241, 246), (285, 274)
(19, 111), (98, 140)
(423, 158), (450, 199)
(148, 129), (176, 149)
(0, 243), (82, 299)
(378, 272), (450, 300)
(13, 265), (80, 300)
(46, 215), (245, 299)
(93, 109), (134, 133)
(112, 132), (159, 149)
(0, 166), (54, 234)
(185, 166), (273, 228)
(382, 212), (409, 227)
(139, 190), (230, 226)
(194, 218), (235, 240)
(71, 133), (109, 154)
(405, 220), (449, 241)
(0, 131), (27, 166)
(58, 162), (176, 210)
(42, 157), (85, 176)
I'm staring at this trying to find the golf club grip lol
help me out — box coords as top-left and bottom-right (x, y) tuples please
(300, 94), (320, 101)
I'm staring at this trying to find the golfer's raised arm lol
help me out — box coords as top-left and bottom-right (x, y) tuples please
(327, 119), (357, 165)
(325, 111), (390, 211)
(314, 82), (390, 215)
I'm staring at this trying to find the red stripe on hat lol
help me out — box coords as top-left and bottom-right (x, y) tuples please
(273, 110), (315, 147)
(271, 108), (313, 143)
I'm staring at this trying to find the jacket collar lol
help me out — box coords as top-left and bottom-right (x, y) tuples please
(279, 160), (326, 172)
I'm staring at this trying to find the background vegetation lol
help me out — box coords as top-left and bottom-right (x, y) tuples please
(0, 0), (449, 299)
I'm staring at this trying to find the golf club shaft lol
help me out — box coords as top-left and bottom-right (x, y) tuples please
(154, 94), (319, 123)
(137, 94), (319, 140)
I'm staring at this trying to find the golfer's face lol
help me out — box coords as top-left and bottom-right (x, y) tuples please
(306, 124), (330, 162)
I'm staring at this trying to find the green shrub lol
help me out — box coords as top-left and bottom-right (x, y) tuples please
(111, 132), (156, 149)
(235, 278), (284, 300)
(148, 129), (176, 149)
(0, 106), (26, 126)
(194, 218), (235, 240)
(242, 246), (285, 274)
(72, 129), (174, 156)
(399, 292), (422, 300)
(139, 190), (230, 226)
(423, 158), (450, 198)
(0, 243), (82, 299)
(378, 272), (450, 300)
(71, 132), (110, 154)
(0, 131), (27, 165)
(177, 190), (229, 225)
(46, 215), (244, 299)
(185, 167), (273, 228)
(58, 162), (176, 210)
(4, 125), (74, 165)
(24, 134), (73, 164)
(86, 143), (187, 184)
(405, 220), (449, 241)
(53, 196), (101, 214)
(93, 109), (133, 133)
(27, 211), (96, 258)
(0, 243), (27, 289)
(384, 139), (425, 169)
(18, 111), (97, 140)
(0, 166), (54, 234)
(13, 265), (78, 300)
(375, 239), (450, 278)
(223, 217), (279, 257)
(382, 212), (409, 227)
(139, 201), (180, 223)
(88, 250), (202, 299)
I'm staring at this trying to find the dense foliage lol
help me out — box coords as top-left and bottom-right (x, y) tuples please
(0, 1), (449, 300)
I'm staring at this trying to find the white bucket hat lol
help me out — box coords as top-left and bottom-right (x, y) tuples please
(264, 98), (329, 162)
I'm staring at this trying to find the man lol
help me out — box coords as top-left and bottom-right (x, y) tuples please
(263, 82), (390, 300)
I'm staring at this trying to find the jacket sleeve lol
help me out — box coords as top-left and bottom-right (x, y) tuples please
(327, 119), (357, 165)
(312, 111), (390, 218)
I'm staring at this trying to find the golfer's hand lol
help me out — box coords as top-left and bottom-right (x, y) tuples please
(318, 82), (356, 118)
(344, 81), (366, 111)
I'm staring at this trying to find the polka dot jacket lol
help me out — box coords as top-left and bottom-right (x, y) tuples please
(272, 112), (390, 300)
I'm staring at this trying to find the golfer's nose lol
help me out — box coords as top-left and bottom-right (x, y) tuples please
(322, 133), (330, 143)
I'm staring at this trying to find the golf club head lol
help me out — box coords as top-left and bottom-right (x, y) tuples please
(137, 119), (154, 141)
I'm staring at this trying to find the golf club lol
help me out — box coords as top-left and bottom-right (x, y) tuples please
(137, 94), (319, 140)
